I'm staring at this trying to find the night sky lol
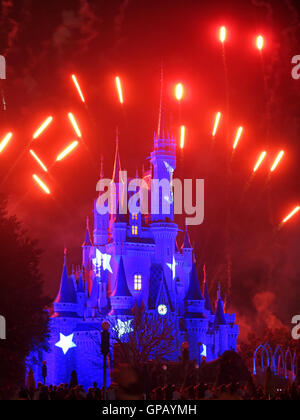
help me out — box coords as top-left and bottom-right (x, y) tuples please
(1, 0), (300, 341)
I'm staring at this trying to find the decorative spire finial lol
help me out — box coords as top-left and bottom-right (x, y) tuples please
(218, 282), (221, 300)
(157, 63), (164, 139)
(100, 155), (104, 179)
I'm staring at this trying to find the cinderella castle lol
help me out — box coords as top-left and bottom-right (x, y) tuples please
(29, 118), (239, 389)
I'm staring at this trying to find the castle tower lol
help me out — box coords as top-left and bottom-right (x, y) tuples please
(213, 283), (229, 357)
(110, 131), (126, 225)
(110, 257), (133, 316)
(53, 251), (78, 315)
(77, 268), (86, 317)
(94, 157), (109, 246)
(50, 252), (79, 386)
(184, 259), (209, 362)
(82, 217), (93, 270)
(184, 260), (205, 315)
(150, 88), (178, 290)
(181, 224), (193, 294)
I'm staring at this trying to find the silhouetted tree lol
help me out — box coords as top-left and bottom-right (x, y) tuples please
(110, 305), (176, 369)
(0, 198), (49, 388)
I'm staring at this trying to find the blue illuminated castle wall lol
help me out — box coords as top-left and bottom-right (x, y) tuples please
(29, 129), (239, 389)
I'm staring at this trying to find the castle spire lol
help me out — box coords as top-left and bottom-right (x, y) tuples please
(214, 282), (227, 326)
(100, 155), (104, 180)
(82, 217), (92, 247)
(77, 268), (85, 293)
(111, 256), (132, 297)
(54, 250), (77, 304)
(182, 224), (192, 249)
(157, 63), (165, 139)
(203, 265), (213, 313)
(112, 128), (123, 183)
(185, 260), (204, 301)
(217, 281), (221, 300)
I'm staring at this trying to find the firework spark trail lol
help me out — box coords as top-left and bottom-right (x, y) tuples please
(282, 206), (300, 224)
(114, 75), (130, 131)
(33, 116), (53, 139)
(175, 83), (184, 102)
(72, 74), (85, 103)
(237, 151), (268, 207)
(256, 35), (264, 51)
(180, 125), (186, 150)
(68, 113), (82, 138)
(1, 116), (54, 187)
(115, 76), (124, 104)
(69, 74), (101, 168)
(0, 132), (13, 153)
(212, 112), (222, 139)
(253, 151), (267, 172)
(33, 174), (51, 195)
(29, 149), (48, 172)
(70, 74), (99, 130)
(270, 150), (285, 172)
(233, 127), (244, 151)
(56, 141), (79, 162)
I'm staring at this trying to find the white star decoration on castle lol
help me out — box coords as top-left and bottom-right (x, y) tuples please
(92, 249), (113, 274)
(167, 257), (178, 280)
(55, 333), (77, 355)
(164, 160), (175, 203)
(114, 319), (133, 339)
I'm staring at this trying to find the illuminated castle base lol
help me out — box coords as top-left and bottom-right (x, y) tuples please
(29, 131), (239, 390)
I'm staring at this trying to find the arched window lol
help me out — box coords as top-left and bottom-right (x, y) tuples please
(132, 225), (138, 236)
(134, 274), (142, 291)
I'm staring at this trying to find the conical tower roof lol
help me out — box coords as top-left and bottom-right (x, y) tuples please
(77, 269), (85, 293)
(214, 283), (227, 326)
(82, 217), (93, 247)
(185, 260), (204, 301)
(111, 257), (132, 297)
(112, 129), (123, 184)
(55, 251), (77, 304)
(182, 224), (192, 249)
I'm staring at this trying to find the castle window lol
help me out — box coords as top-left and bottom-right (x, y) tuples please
(132, 214), (138, 221)
(134, 274), (142, 291)
(132, 225), (138, 236)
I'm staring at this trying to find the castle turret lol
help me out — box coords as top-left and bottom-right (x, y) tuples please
(82, 217), (93, 269)
(77, 268), (86, 317)
(184, 260), (208, 362)
(94, 157), (109, 246)
(214, 283), (227, 326)
(185, 261), (204, 302)
(53, 251), (78, 315)
(150, 72), (176, 223)
(110, 257), (133, 316)
(181, 224), (193, 250)
(110, 132), (126, 223)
